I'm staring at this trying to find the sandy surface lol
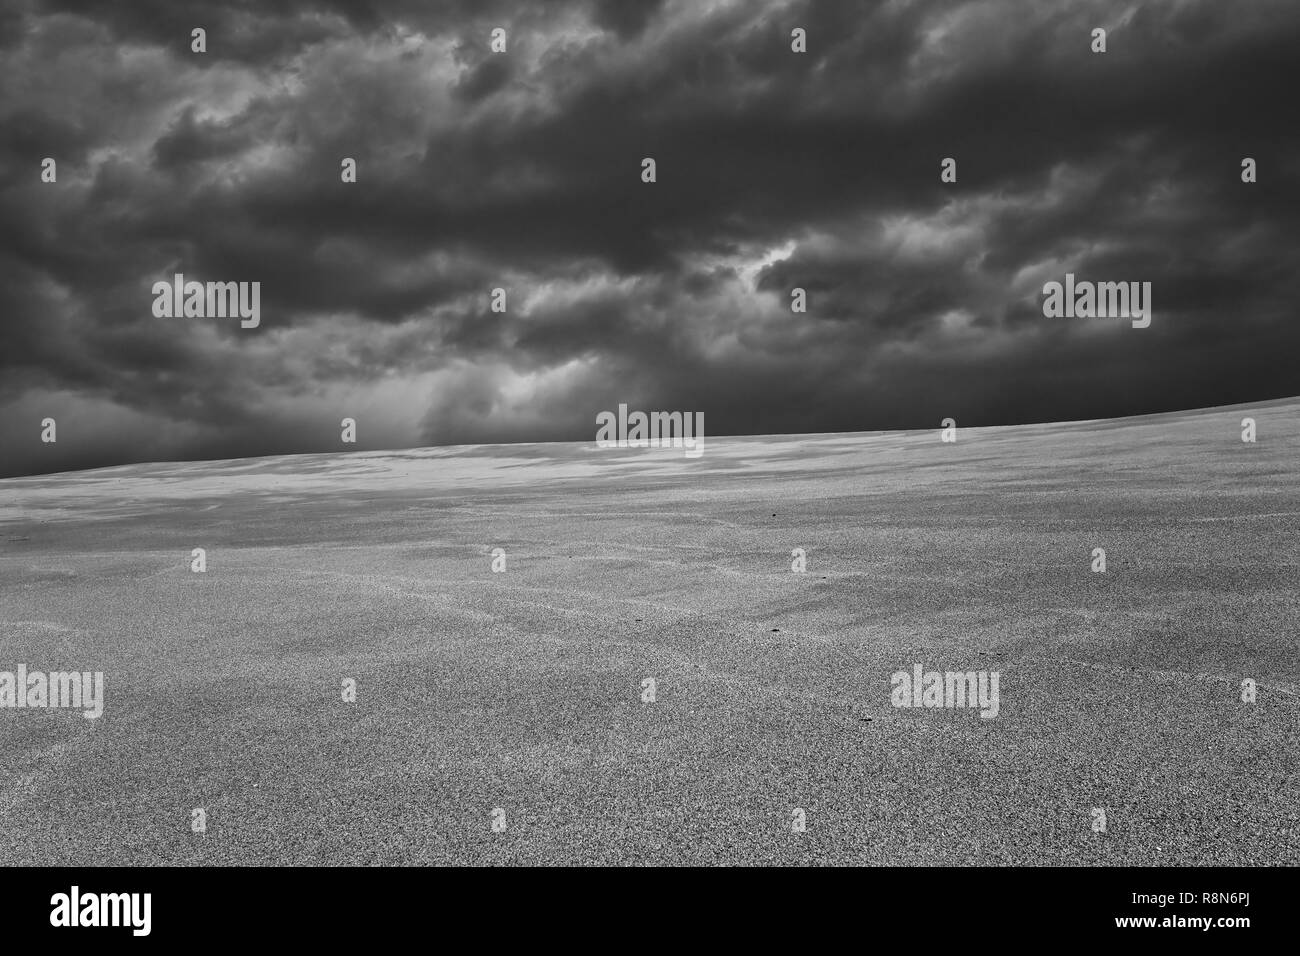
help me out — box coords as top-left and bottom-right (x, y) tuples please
(1, 401), (1297, 865)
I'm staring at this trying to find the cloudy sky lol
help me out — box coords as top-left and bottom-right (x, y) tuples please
(2, 0), (1298, 477)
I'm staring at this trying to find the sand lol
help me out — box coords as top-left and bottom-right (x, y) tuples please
(1, 400), (1297, 865)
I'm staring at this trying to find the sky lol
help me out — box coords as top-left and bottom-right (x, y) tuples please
(1, 0), (1298, 477)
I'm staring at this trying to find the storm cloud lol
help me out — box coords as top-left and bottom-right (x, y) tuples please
(2, 0), (1299, 476)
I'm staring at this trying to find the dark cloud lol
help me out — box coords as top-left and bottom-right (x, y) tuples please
(589, 0), (666, 41)
(2, 0), (1299, 477)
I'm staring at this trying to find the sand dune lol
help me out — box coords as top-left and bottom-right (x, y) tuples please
(1, 400), (1297, 864)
